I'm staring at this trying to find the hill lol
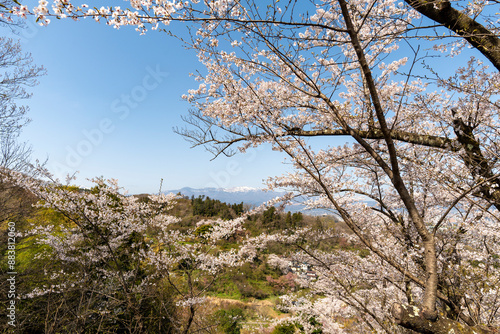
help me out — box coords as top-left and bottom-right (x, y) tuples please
(165, 187), (331, 215)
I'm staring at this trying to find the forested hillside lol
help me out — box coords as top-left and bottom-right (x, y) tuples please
(2, 0), (500, 332)
(0, 178), (352, 334)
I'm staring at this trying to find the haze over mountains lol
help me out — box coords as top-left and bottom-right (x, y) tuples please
(165, 186), (286, 206)
(164, 187), (335, 215)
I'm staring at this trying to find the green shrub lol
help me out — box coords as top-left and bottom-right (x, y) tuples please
(359, 249), (370, 258)
(271, 323), (296, 334)
(215, 307), (244, 334)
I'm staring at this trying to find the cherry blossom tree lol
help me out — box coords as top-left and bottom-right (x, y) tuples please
(9, 169), (256, 333)
(7, 0), (500, 333)
(0, 35), (45, 223)
(0, 31), (45, 172)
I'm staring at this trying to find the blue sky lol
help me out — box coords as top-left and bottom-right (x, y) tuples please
(6, 2), (489, 195)
(8, 15), (290, 194)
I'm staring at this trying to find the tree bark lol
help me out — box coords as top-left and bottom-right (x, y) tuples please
(286, 128), (458, 151)
(404, 0), (500, 71)
(339, 0), (439, 318)
(392, 303), (498, 334)
(452, 114), (500, 211)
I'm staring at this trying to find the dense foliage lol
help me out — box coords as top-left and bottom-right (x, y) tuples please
(191, 195), (244, 219)
(1, 172), (338, 333)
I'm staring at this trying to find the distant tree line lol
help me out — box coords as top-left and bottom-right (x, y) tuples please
(261, 206), (303, 229)
(191, 195), (244, 219)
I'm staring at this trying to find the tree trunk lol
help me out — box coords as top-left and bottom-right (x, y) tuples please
(391, 303), (498, 334)
(404, 0), (500, 71)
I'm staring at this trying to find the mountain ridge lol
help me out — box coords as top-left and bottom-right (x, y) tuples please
(164, 186), (287, 207)
(163, 187), (331, 215)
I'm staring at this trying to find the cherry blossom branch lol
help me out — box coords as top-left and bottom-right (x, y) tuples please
(338, 0), (438, 319)
(404, 0), (500, 70)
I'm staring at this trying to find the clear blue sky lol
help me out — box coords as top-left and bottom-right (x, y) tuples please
(7, 3), (484, 195)
(8, 15), (290, 194)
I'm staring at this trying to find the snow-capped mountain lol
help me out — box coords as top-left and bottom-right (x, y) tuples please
(225, 186), (260, 193)
(164, 187), (334, 215)
(164, 186), (286, 207)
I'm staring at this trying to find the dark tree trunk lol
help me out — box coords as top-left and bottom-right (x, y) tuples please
(404, 0), (500, 71)
(392, 304), (498, 334)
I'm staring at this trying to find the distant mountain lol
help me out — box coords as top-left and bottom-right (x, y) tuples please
(164, 187), (331, 215)
(165, 187), (287, 207)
